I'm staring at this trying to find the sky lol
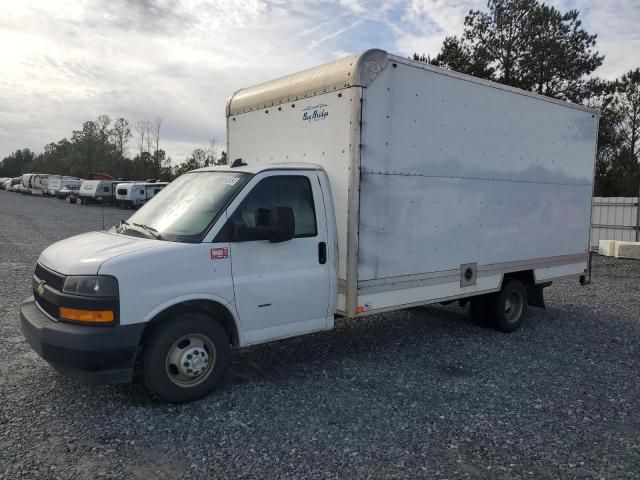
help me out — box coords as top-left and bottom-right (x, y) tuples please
(1, 0), (639, 163)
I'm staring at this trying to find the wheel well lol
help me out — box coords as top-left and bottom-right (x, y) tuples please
(503, 270), (535, 288)
(143, 300), (239, 347)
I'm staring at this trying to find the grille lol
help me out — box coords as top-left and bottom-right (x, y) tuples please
(34, 263), (65, 291)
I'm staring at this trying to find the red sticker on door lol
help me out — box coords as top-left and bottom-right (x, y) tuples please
(210, 247), (229, 260)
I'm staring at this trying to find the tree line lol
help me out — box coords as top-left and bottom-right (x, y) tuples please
(414, 0), (639, 196)
(0, 115), (227, 182)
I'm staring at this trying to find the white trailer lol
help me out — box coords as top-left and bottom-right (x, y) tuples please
(21, 50), (597, 402)
(79, 180), (128, 204)
(21, 173), (35, 194)
(20, 173), (49, 195)
(47, 176), (81, 196)
(115, 182), (168, 208)
(46, 175), (61, 195)
(78, 179), (101, 203)
(31, 174), (49, 195)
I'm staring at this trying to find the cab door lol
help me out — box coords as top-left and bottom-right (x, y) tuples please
(224, 171), (331, 345)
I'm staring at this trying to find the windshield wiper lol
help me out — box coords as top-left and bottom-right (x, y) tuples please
(133, 222), (162, 240)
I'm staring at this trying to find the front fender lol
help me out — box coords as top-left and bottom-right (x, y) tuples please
(142, 293), (244, 344)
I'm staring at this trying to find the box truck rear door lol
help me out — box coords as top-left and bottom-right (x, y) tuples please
(227, 171), (331, 344)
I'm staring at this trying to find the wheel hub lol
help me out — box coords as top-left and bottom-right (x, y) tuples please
(180, 346), (209, 378)
(165, 334), (216, 387)
(504, 292), (523, 323)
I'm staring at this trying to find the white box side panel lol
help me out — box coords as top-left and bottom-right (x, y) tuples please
(358, 274), (502, 312)
(227, 89), (358, 281)
(358, 63), (596, 281)
(534, 261), (586, 282)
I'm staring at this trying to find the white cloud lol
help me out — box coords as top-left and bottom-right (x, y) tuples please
(549, 0), (640, 79)
(0, 0), (638, 163)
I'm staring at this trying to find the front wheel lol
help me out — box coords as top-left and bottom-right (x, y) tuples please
(142, 313), (231, 403)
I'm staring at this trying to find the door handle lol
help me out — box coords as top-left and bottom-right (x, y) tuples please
(318, 242), (327, 264)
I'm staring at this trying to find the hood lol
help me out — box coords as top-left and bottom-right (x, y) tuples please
(39, 231), (164, 275)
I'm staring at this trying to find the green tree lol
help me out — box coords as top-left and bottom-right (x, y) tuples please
(594, 70), (640, 195)
(70, 121), (98, 175)
(0, 148), (35, 177)
(615, 69), (640, 161)
(110, 118), (132, 161)
(520, 6), (604, 100)
(585, 80), (623, 195)
(173, 141), (227, 177)
(173, 153), (205, 177)
(416, 0), (603, 102)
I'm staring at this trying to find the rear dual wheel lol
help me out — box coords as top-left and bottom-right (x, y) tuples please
(469, 278), (528, 333)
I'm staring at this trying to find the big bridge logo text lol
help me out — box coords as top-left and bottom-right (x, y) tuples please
(302, 104), (329, 122)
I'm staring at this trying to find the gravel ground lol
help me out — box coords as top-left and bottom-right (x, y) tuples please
(0, 190), (639, 480)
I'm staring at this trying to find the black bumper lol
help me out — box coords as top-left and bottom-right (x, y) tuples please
(20, 297), (145, 384)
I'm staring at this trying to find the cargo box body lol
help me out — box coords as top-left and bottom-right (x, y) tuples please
(227, 49), (598, 317)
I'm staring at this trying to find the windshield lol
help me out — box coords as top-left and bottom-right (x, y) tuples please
(120, 171), (251, 242)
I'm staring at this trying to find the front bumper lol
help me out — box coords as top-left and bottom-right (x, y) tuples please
(20, 297), (145, 384)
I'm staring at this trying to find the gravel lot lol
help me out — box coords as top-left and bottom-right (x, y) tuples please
(1, 190), (639, 480)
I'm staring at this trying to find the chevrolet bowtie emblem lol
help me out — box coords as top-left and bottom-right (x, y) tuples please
(36, 281), (45, 296)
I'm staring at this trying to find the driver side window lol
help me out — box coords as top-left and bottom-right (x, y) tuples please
(231, 175), (317, 238)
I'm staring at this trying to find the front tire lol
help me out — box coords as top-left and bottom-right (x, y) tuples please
(142, 313), (231, 403)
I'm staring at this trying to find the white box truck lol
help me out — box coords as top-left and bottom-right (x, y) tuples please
(21, 49), (598, 402)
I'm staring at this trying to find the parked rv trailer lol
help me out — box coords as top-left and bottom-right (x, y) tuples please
(78, 180), (101, 204)
(48, 176), (81, 196)
(31, 174), (49, 195)
(79, 179), (132, 205)
(21, 49), (598, 402)
(46, 175), (61, 195)
(144, 182), (168, 203)
(115, 182), (168, 208)
(20, 173), (35, 194)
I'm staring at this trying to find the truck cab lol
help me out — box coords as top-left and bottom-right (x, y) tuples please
(21, 164), (338, 402)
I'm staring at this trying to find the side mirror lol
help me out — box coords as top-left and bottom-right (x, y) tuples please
(268, 205), (295, 243)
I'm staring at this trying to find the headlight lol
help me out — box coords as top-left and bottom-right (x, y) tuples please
(62, 275), (118, 297)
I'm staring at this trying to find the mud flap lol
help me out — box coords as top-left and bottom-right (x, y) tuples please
(527, 281), (551, 308)
(579, 251), (594, 286)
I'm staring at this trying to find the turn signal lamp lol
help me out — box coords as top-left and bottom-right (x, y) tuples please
(59, 307), (115, 324)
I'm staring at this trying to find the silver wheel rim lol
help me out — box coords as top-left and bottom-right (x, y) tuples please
(165, 334), (216, 387)
(504, 291), (524, 323)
